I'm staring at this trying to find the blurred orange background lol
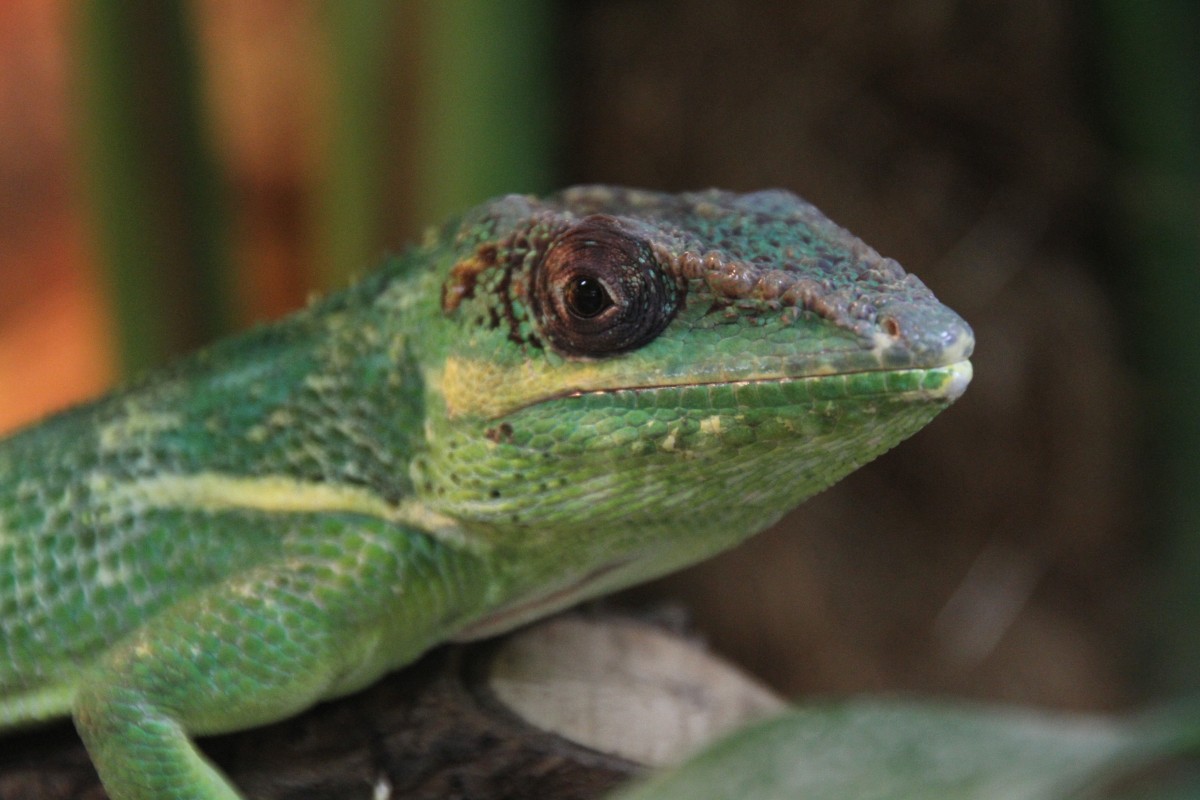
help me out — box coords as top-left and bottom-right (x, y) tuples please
(0, 0), (328, 432)
(0, 1), (111, 431)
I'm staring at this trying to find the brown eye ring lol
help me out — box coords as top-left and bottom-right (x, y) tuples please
(534, 216), (679, 357)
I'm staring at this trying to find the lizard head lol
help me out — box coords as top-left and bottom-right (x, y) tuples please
(409, 187), (973, 603)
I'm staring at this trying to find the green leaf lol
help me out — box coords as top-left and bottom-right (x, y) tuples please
(610, 700), (1199, 800)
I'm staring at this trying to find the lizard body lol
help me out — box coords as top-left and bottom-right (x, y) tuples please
(0, 186), (973, 799)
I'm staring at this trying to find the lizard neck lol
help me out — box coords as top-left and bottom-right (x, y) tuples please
(43, 259), (431, 508)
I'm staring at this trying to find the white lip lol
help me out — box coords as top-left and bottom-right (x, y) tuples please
(935, 360), (973, 402)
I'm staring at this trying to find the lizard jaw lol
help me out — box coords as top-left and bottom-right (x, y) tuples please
(936, 359), (973, 402)
(507, 359), (974, 418)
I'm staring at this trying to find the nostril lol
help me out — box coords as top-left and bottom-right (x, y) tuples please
(870, 303), (974, 367)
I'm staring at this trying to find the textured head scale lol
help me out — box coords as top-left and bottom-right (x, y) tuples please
(413, 186), (972, 613)
(441, 186), (972, 378)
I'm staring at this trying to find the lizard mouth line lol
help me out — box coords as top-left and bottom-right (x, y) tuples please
(505, 359), (973, 418)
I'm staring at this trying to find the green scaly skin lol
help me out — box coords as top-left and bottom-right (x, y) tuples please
(0, 186), (973, 799)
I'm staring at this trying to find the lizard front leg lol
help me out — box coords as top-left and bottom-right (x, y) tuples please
(72, 517), (484, 800)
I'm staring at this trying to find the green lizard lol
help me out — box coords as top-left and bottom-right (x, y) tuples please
(0, 186), (972, 800)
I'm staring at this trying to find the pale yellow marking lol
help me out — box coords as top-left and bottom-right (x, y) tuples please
(699, 416), (722, 436)
(102, 472), (473, 548)
(269, 409), (296, 427)
(95, 562), (131, 589)
(114, 473), (398, 517)
(438, 357), (610, 420)
(439, 355), (710, 420)
(442, 355), (746, 420)
(246, 409), (299, 443)
(97, 410), (184, 452)
(305, 373), (342, 392)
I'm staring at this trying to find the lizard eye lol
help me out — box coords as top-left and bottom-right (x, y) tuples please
(535, 215), (679, 357)
(564, 275), (613, 319)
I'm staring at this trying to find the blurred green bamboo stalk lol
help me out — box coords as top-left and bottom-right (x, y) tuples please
(314, 1), (556, 287)
(313, 0), (401, 288)
(1094, 1), (1200, 693)
(75, 0), (234, 375)
(412, 0), (557, 223)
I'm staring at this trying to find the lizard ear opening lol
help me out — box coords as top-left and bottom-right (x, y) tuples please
(533, 215), (680, 357)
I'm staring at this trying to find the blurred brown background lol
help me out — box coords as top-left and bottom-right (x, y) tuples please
(1, 1), (1196, 713)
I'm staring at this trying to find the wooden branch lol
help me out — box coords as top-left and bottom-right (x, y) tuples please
(0, 614), (783, 800)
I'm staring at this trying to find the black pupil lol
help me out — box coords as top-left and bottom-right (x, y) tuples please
(566, 276), (612, 318)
